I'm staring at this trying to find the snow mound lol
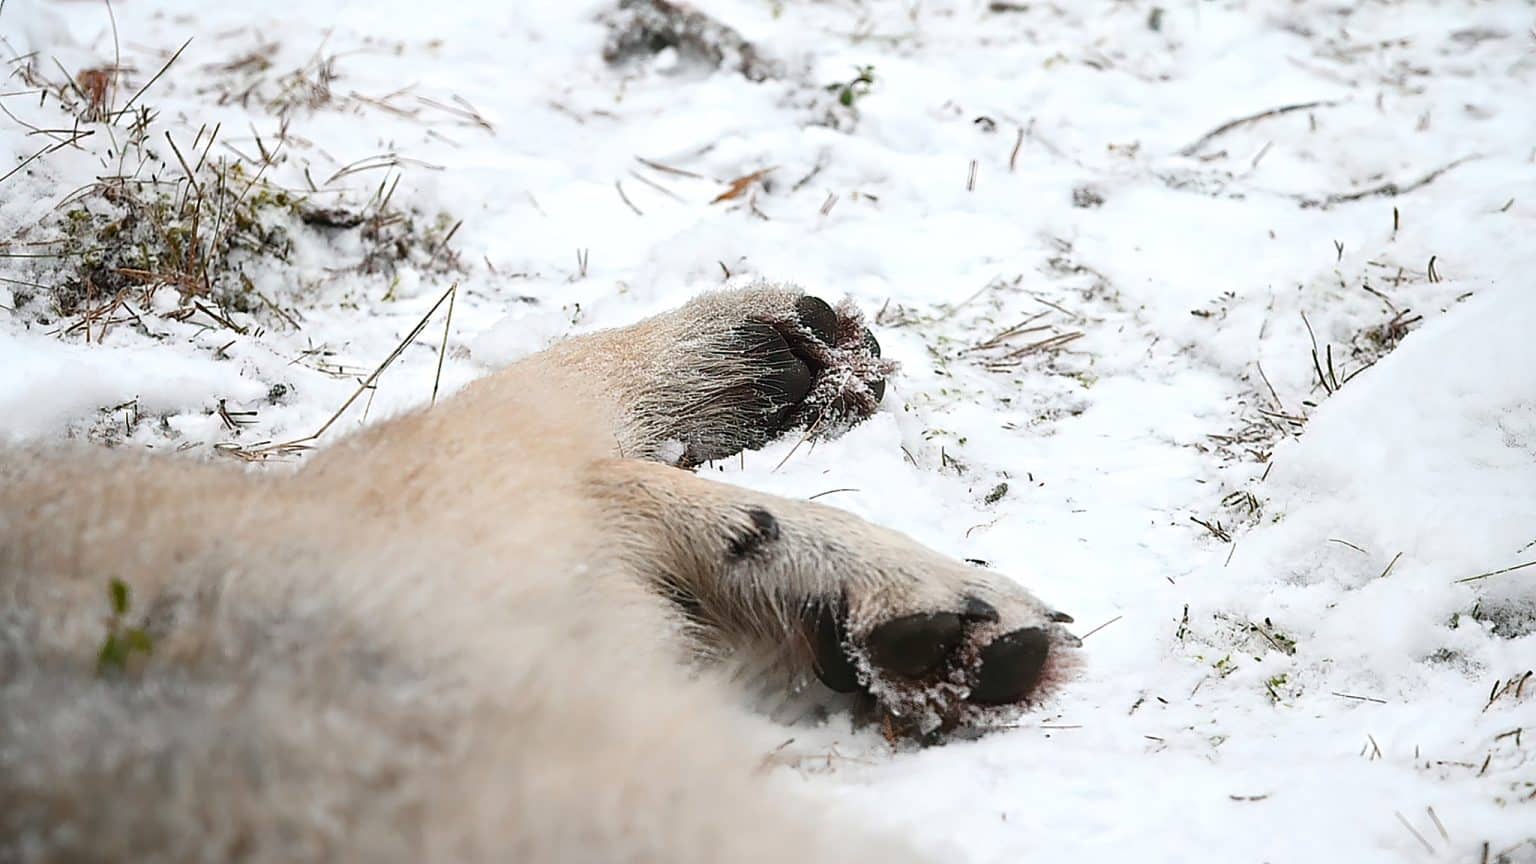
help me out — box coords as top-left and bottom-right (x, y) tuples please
(1214, 283), (1535, 682)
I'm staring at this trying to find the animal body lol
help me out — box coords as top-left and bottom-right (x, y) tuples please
(0, 283), (1076, 863)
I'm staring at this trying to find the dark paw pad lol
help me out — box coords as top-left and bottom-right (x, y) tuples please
(969, 627), (1051, 706)
(866, 612), (964, 679)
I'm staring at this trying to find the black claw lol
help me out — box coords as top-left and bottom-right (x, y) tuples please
(961, 596), (1000, 623)
(865, 611), (964, 679)
(861, 327), (886, 403)
(1048, 610), (1075, 624)
(862, 326), (882, 357)
(805, 600), (860, 693)
(969, 627), (1050, 706)
(795, 295), (839, 346)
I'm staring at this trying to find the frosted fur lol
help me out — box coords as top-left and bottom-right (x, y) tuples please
(0, 285), (1066, 863)
(537, 283), (894, 463)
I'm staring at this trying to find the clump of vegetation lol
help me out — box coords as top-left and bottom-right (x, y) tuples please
(1265, 672), (1290, 703)
(601, 0), (777, 81)
(1, 47), (463, 340)
(97, 578), (154, 677)
(40, 138), (304, 321)
(825, 65), (877, 108)
(983, 482), (1009, 505)
(1350, 307), (1423, 367)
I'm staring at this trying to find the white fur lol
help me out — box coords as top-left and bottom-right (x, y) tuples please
(0, 286), (1066, 862)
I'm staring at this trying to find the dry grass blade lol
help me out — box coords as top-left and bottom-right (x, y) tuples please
(615, 179), (643, 215)
(1455, 559), (1536, 584)
(1426, 807), (1449, 843)
(961, 312), (1051, 354)
(1190, 516), (1232, 543)
(0, 129), (95, 188)
(1394, 812), (1435, 854)
(1331, 691), (1387, 704)
(711, 167), (775, 204)
(1300, 310), (1338, 395)
(164, 130), (202, 196)
(636, 155), (703, 179)
(1079, 615), (1123, 641)
(103, 0), (121, 115)
(416, 94), (494, 132)
(234, 285), (458, 458)
(430, 283), (457, 407)
(806, 488), (859, 501)
(1304, 155), (1481, 209)
(113, 37), (192, 119)
(1376, 551), (1404, 580)
(998, 330), (1083, 359)
(628, 169), (683, 202)
(1179, 100), (1337, 156)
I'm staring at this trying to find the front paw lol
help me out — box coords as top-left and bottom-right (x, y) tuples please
(673, 286), (893, 466)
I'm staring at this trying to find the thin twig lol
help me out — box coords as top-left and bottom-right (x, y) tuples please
(1178, 100), (1337, 156)
(1303, 156), (1481, 209)
(1079, 615), (1123, 640)
(807, 488), (859, 501)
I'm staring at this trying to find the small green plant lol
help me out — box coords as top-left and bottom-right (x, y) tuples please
(1265, 673), (1290, 703)
(97, 578), (154, 676)
(826, 65), (876, 107)
(1253, 617), (1298, 655)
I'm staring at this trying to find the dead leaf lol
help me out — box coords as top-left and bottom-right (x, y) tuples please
(710, 167), (775, 204)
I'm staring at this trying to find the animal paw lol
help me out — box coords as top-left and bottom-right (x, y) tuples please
(671, 287), (893, 465)
(803, 573), (1080, 744)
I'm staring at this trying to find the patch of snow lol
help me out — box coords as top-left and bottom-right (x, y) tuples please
(2, 0), (1532, 860)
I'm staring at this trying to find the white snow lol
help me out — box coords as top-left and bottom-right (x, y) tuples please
(2, 0), (1532, 860)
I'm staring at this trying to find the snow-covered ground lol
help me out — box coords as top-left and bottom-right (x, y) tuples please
(3, 0), (1533, 860)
